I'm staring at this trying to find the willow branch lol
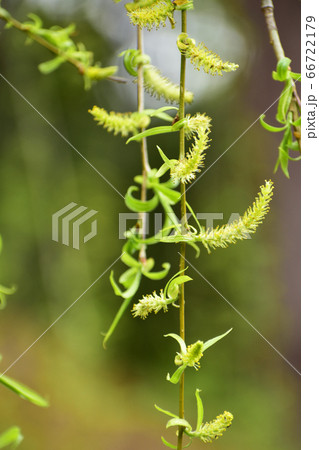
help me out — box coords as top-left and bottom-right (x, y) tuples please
(261, 0), (301, 150)
(137, 25), (151, 263)
(177, 10), (187, 450)
(0, 9), (127, 84)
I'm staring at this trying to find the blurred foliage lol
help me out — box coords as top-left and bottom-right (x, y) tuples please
(0, 0), (300, 449)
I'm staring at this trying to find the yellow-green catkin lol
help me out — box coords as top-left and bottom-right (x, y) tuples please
(89, 106), (150, 137)
(128, 0), (175, 30)
(171, 113), (212, 183)
(177, 33), (239, 76)
(198, 180), (274, 249)
(197, 412), (233, 442)
(132, 290), (171, 319)
(143, 64), (194, 104)
(175, 341), (204, 369)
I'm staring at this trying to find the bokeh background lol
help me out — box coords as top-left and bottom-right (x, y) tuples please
(0, 0), (300, 449)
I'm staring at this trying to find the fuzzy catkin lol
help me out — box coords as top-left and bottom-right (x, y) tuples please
(197, 412), (233, 442)
(128, 0), (175, 30)
(198, 181), (274, 249)
(89, 106), (150, 137)
(177, 33), (239, 76)
(143, 64), (194, 104)
(171, 113), (212, 183)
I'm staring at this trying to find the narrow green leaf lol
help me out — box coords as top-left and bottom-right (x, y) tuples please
(154, 184), (180, 205)
(120, 48), (143, 76)
(143, 107), (178, 122)
(164, 333), (187, 352)
(125, 186), (159, 212)
(259, 114), (287, 132)
(287, 140), (300, 152)
(103, 296), (133, 348)
(122, 271), (142, 299)
(121, 251), (140, 268)
(167, 275), (192, 299)
(0, 374), (49, 407)
(290, 72), (301, 81)
(143, 262), (171, 280)
(119, 267), (137, 288)
(166, 365), (187, 384)
(166, 418), (192, 430)
(186, 201), (202, 231)
(126, 119), (186, 143)
(275, 57), (292, 81)
(203, 328), (232, 351)
(0, 427), (23, 449)
(109, 271), (124, 296)
(195, 389), (204, 432)
(291, 116), (301, 127)
(38, 56), (66, 74)
(161, 437), (177, 449)
(278, 146), (290, 178)
(0, 285), (16, 296)
(154, 404), (179, 419)
(156, 163), (170, 178)
(276, 81), (293, 123)
(157, 146), (174, 166)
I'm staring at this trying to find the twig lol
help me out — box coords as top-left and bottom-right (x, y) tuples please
(261, 0), (301, 150)
(177, 10), (187, 450)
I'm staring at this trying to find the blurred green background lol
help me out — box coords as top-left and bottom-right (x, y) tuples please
(0, 0), (300, 449)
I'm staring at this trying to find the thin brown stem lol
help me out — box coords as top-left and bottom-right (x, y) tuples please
(137, 25), (150, 263)
(177, 10), (187, 450)
(261, 0), (301, 150)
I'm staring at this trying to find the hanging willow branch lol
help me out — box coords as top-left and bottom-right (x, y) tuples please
(0, 5), (126, 88)
(260, 0), (301, 177)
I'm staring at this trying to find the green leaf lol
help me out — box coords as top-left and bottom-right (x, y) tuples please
(167, 275), (192, 299)
(290, 72), (301, 81)
(126, 118), (186, 143)
(0, 374), (49, 407)
(287, 140), (300, 152)
(38, 56), (66, 74)
(259, 114), (287, 132)
(118, 267), (137, 289)
(143, 107), (178, 122)
(0, 427), (23, 449)
(161, 437), (177, 449)
(166, 418), (192, 431)
(122, 271), (142, 299)
(155, 404), (179, 419)
(291, 116), (301, 127)
(102, 296), (133, 348)
(0, 285), (16, 296)
(143, 262), (171, 280)
(164, 333), (187, 353)
(109, 271), (124, 296)
(276, 81), (293, 123)
(203, 328), (232, 351)
(195, 389), (204, 432)
(121, 251), (141, 268)
(154, 184), (180, 205)
(125, 186), (159, 212)
(166, 365), (187, 384)
(27, 13), (43, 28)
(157, 145), (176, 167)
(156, 163), (170, 178)
(121, 49), (139, 76)
(278, 146), (290, 178)
(275, 57), (291, 81)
